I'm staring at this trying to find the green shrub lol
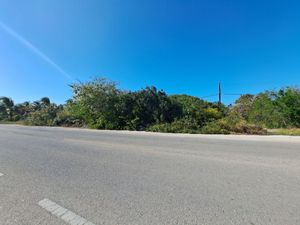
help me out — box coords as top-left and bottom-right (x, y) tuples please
(233, 122), (267, 135)
(25, 104), (60, 126)
(53, 110), (85, 127)
(1, 78), (298, 135)
(202, 115), (266, 135)
(201, 120), (230, 134)
(147, 118), (201, 134)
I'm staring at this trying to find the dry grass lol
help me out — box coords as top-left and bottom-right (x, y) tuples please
(0, 121), (25, 125)
(268, 128), (300, 136)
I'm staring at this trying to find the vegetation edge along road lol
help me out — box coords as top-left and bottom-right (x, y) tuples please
(1, 122), (300, 136)
(1, 77), (299, 135)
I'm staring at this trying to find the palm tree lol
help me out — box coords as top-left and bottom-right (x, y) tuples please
(0, 104), (7, 119)
(0, 97), (14, 120)
(40, 97), (50, 106)
(32, 101), (41, 111)
(14, 101), (31, 118)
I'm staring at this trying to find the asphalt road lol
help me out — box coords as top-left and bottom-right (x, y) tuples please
(0, 125), (300, 225)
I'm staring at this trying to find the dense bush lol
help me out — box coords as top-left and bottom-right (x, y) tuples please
(147, 118), (201, 134)
(1, 78), (299, 134)
(201, 121), (230, 134)
(169, 95), (226, 126)
(232, 87), (300, 129)
(68, 78), (182, 130)
(201, 114), (267, 135)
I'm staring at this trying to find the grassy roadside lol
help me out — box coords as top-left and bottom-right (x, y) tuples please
(0, 121), (25, 125)
(268, 128), (300, 136)
(1, 121), (300, 136)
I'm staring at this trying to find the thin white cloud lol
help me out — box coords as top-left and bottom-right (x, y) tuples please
(0, 20), (74, 81)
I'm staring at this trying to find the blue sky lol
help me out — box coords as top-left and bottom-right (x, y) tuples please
(0, 0), (299, 104)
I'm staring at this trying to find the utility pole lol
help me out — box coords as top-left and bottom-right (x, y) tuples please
(218, 82), (222, 105)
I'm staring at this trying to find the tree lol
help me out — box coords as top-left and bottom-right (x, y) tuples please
(40, 97), (51, 106)
(231, 94), (254, 120)
(0, 97), (14, 120)
(275, 87), (300, 127)
(68, 78), (182, 130)
(247, 93), (287, 128)
(127, 87), (181, 130)
(0, 104), (7, 120)
(26, 103), (61, 126)
(13, 101), (31, 120)
(169, 94), (225, 127)
(69, 77), (122, 129)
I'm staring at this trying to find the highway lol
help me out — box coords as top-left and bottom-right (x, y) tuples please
(0, 124), (300, 225)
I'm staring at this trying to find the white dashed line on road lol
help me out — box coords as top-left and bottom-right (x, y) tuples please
(0, 173), (3, 177)
(38, 199), (96, 225)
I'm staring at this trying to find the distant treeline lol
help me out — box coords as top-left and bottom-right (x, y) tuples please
(1, 77), (299, 134)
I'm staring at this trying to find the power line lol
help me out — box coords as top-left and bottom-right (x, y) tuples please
(200, 94), (218, 99)
(223, 93), (244, 96)
(200, 83), (264, 102)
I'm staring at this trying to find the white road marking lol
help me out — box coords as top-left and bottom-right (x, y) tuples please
(38, 199), (96, 225)
(0, 173), (3, 177)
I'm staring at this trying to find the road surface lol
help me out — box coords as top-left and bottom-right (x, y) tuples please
(0, 125), (300, 225)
